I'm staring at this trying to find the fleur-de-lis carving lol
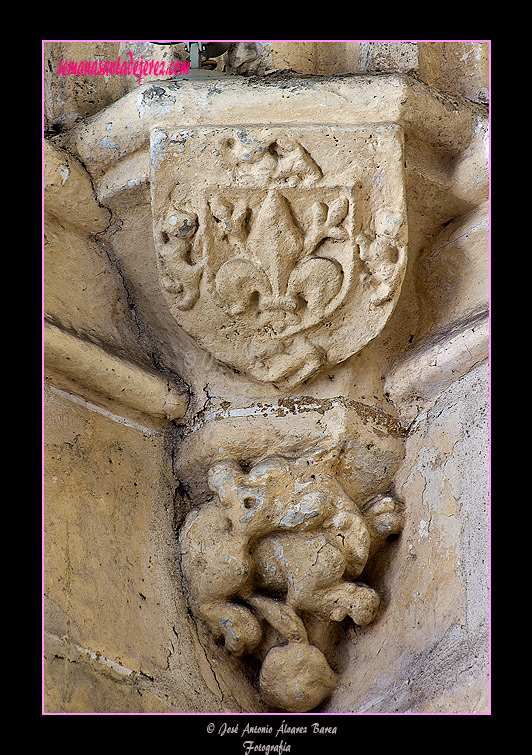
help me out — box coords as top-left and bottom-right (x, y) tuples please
(211, 187), (349, 331)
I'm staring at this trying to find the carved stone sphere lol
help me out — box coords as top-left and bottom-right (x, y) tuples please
(259, 641), (336, 712)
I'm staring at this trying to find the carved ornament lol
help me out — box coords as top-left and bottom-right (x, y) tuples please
(179, 452), (404, 712)
(150, 122), (409, 711)
(151, 125), (407, 386)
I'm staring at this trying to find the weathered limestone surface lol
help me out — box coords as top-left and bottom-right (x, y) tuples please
(328, 360), (489, 712)
(43, 41), (489, 715)
(44, 383), (242, 713)
(150, 121), (407, 387)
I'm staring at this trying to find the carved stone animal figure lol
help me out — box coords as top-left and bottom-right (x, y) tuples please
(252, 492), (404, 628)
(156, 208), (202, 311)
(179, 456), (335, 655)
(179, 454), (404, 656)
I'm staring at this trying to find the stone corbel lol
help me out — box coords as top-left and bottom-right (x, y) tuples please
(51, 73), (488, 712)
(180, 452), (404, 711)
(174, 398), (406, 711)
(146, 119), (410, 710)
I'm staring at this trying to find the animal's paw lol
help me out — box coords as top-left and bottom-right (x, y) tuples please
(362, 494), (405, 540)
(327, 582), (380, 626)
(217, 604), (262, 655)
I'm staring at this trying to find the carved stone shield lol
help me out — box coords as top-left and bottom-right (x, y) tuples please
(150, 125), (407, 387)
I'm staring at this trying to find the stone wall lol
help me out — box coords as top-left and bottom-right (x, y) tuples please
(43, 41), (490, 716)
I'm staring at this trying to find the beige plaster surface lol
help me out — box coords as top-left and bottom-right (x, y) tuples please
(326, 361), (489, 713)
(43, 384), (223, 713)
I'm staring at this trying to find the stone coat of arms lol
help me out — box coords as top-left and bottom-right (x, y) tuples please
(150, 125), (407, 387)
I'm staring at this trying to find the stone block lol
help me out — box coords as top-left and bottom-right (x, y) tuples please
(43, 384), (224, 712)
(418, 42), (489, 104)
